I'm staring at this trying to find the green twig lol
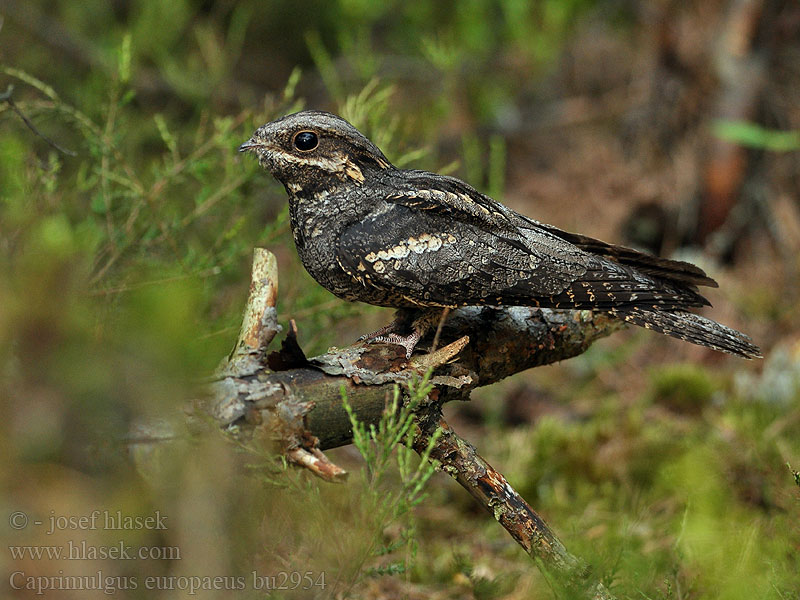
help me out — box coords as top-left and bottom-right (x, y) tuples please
(1, 84), (77, 156)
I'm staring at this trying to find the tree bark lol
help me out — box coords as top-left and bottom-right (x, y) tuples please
(136, 248), (622, 599)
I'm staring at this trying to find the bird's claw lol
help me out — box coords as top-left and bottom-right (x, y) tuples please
(367, 332), (421, 359)
(357, 320), (400, 342)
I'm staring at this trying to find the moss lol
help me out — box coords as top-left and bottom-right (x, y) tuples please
(649, 364), (719, 414)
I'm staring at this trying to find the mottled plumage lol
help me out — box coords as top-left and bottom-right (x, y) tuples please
(240, 110), (761, 359)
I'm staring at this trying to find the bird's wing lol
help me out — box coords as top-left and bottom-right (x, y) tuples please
(336, 198), (589, 307)
(383, 170), (522, 233)
(532, 222), (718, 288)
(337, 173), (711, 310)
(392, 170), (718, 289)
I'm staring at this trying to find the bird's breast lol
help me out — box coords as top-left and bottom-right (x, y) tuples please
(287, 195), (363, 298)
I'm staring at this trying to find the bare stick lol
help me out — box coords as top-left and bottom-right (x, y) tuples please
(413, 412), (615, 599)
(220, 248), (281, 377)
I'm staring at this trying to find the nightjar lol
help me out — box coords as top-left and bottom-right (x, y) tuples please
(240, 111), (760, 359)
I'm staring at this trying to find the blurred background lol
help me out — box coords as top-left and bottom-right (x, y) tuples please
(1, 1), (799, 598)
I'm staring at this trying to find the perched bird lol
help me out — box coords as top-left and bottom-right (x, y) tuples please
(240, 111), (761, 359)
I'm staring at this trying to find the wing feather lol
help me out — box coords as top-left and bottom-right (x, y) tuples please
(389, 170), (718, 290)
(337, 170), (715, 312)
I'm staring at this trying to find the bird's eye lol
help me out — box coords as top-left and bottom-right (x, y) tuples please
(293, 131), (318, 151)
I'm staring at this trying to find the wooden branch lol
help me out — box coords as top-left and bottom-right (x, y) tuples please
(218, 247), (281, 378)
(133, 248), (623, 597)
(202, 249), (622, 452)
(413, 410), (614, 599)
(204, 296), (623, 452)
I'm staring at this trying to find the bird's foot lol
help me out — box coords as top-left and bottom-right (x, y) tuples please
(359, 320), (421, 358)
(358, 309), (448, 359)
(357, 320), (402, 342)
(367, 331), (422, 359)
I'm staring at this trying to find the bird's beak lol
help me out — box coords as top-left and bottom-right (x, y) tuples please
(239, 139), (260, 153)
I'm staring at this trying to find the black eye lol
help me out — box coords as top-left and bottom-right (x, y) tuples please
(293, 131), (318, 151)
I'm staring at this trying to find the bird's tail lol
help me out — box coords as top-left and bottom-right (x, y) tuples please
(616, 307), (762, 359)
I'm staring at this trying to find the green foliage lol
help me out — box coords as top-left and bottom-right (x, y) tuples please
(654, 445), (795, 600)
(341, 374), (442, 585)
(471, 351), (800, 598)
(649, 364), (719, 414)
(452, 552), (520, 599)
(712, 120), (800, 152)
(462, 131), (507, 200)
(789, 463), (800, 489)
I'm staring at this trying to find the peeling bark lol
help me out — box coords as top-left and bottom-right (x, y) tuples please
(134, 248), (624, 598)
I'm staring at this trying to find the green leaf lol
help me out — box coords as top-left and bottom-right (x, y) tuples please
(712, 120), (800, 152)
(118, 32), (133, 85)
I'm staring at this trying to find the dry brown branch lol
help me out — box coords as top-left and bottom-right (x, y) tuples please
(204, 249), (620, 597)
(133, 248), (623, 597)
(413, 412), (615, 599)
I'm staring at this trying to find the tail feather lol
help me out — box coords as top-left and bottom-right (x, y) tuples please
(616, 307), (762, 359)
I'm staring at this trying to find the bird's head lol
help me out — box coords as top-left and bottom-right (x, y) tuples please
(240, 111), (394, 194)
